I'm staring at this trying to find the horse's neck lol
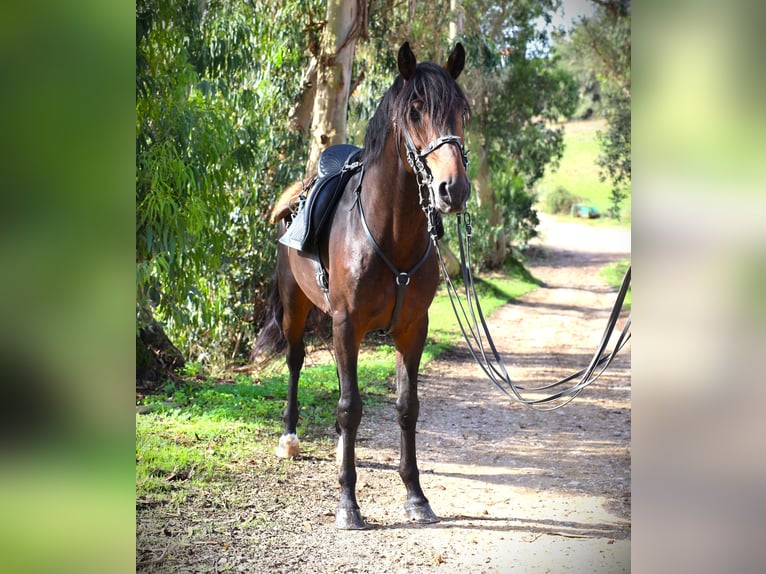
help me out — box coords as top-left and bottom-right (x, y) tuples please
(362, 141), (427, 244)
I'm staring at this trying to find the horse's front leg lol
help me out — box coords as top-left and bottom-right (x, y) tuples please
(333, 317), (367, 529)
(394, 318), (439, 524)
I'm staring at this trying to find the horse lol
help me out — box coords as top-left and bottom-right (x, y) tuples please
(254, 42), (471, 530)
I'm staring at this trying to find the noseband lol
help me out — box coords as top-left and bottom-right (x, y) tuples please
(402, 129), (469, 168)
(398, 124), (468, 242)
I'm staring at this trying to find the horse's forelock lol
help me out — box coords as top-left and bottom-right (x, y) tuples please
(362, 62), (467, 165)
(395, 62), (467, 139)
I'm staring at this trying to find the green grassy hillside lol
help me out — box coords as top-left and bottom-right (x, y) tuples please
(537, 120), (631, 223)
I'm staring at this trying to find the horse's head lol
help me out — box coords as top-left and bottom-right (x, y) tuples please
(395, 42), (471, 214)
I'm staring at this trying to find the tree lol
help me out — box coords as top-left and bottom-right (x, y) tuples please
(457, 0), (579, 266)
(136, 0), (319, 377)
(305, 1), (368, 174)
(564, 0), (631, 219)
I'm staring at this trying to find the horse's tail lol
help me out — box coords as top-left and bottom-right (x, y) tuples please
(251, 276), (287, 364)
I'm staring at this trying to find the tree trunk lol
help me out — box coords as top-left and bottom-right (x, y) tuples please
(449, 0), (463, 42)
(305, 0), (367, 175)
(440, 243), (461, 277)
(136, 323), (185, 385)
(474, 133), (506, 267)
(288, 58), (317, 134)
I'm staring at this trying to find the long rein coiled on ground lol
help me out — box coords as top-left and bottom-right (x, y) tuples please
(433, 214), (631, 411)
(405, 131), (632, 411)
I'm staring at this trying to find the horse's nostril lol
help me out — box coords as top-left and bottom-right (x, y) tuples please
(438, 181), (450, 200)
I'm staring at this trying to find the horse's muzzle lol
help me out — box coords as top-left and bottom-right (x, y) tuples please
(435, 175), (471, 214)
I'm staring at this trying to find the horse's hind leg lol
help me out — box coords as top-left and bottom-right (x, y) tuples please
(394, 320), (439, 523)
(275, 277), (313, 459)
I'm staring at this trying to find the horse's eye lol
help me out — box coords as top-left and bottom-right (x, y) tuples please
(409, 101), (423, 123)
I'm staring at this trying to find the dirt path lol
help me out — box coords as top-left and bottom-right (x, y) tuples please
(138, 215), (631, 573)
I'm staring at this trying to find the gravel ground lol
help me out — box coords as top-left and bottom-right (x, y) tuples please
(137, 214), (631, 573)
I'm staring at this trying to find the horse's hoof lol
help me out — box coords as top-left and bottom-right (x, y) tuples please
(404, 501), (439, 524)
(275, 433), (299, 458)
(335, 507), (368, 530)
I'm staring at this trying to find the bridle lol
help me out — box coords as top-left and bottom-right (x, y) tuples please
(399, 122), (469, 241)
(358, 114), (631, 408)
(355, 119), (468, 334)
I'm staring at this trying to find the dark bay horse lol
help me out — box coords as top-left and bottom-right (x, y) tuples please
(255, 42), (470, 529)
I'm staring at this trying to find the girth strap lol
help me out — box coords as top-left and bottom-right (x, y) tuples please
(356, 197), (432, 334)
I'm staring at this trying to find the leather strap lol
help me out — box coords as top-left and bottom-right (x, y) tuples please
(356, 195), (432, 334)
(402, 129), (467, 166)
(435, 212), (632, 410)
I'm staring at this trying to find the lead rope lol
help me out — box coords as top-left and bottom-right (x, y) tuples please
(430, 212), (631, 411)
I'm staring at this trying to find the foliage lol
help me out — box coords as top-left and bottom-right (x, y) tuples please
(493, 171), (540, 246)
(597, 89), (631, 218)
(458, 0), (579, 266)
(460, 172), (541, 266)
(543, 185), (581, 215)
(477, 45), (579, 185)
(136, 0), (321, 365)
(135, 0), (581, 367)
(470, 1), (579, 137)
(558, 0), (631, 219)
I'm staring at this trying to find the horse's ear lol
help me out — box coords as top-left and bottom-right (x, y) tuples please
(397, 42), (417, 81)
(445, 42), (465, 80)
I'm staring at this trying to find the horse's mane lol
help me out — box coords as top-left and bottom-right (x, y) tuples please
(269, 60), (469, 225)
(362, 62), (469, 165)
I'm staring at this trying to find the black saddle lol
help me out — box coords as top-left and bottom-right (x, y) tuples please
(279, 144), (363, 256)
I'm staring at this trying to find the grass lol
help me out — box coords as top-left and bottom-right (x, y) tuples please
(136, 358), (397, 497)
(136, 261), (540, 499)
(599, 259), (632, 311)
(537, 120), (631, 224)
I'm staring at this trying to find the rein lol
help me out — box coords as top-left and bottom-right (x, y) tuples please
(399, 125), (632, 410)
(361, 121), (631, 408)
(433, 214), (632, 411)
